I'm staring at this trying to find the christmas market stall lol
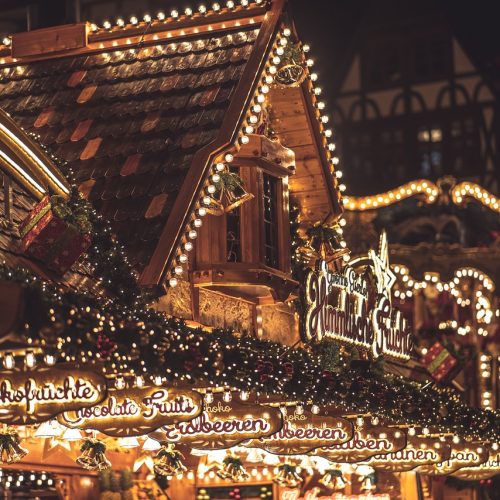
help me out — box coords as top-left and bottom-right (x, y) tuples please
(0, 1), (497, 499)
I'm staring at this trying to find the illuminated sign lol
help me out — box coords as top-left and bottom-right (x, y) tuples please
(0, 366), (106, 425)
(301, 261), (412, 360)
(366, 437), (451, 471)
(418, 443), (489, 475)
(314, 427), (407, 463)
(250, 411), (353, 455)
(280, 488), (390, 500)
(58, 386), (202, 437)
(151, 395), (283, 449)
(452, 451), (500, 480)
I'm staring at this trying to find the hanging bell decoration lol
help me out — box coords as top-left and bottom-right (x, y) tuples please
(320, 469), (348, 491)
(0, 427), (28, 464)
(153, 443), (187, 476)
(206, 171), (254, 216)
(359, 470), (377, 493)
(216, 452), (250, 482)
(275, 43), (307, 88)
(76, 438), (111, 471)
(273, 462), (303, 489)
(299, 220), (349, 267)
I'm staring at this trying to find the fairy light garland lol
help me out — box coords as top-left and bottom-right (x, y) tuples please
(343, 180), (439, 211)
(167, 25), (348, 286)
(452, 181), (500, 213)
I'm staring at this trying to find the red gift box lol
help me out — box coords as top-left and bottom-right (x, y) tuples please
(19, 196), (91, 275)
(420, 342), (458, 382)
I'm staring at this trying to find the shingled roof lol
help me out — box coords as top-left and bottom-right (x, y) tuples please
(0, 0), (343, 289)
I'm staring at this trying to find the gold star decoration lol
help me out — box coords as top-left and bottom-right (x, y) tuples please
(368, 231), (396, 297)
(41, 437), (75, 462)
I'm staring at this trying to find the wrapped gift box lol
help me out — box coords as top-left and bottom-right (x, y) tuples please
(421, 341), (458, 382)
(19, 196), (91, 275)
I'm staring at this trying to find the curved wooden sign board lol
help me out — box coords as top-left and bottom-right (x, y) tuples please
(0, 366), (106, 425)
(150, 395), (283, 450)
(58, 386), (202, 437)
(366, 437), (451, 472)
(248, 410), (353, 455)
(452, 451), (500, 480)
(314, 426), (407, 463)
(417, 443), (489, 475)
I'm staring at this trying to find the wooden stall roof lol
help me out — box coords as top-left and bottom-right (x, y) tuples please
(0, 0), (343, 289)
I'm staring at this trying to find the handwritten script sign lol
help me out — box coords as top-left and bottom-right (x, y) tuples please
(58, 386), (202, 437)
(366, 437), (451, 472)
(301, 261), (412, 360)
(249, 410), (353, 455)
(0, 366), (106, 425)
(452, 451), (500, 480)
(418, 443), (489, 475)
(314, 427), (407, 463)
(150, 396), (283, 449)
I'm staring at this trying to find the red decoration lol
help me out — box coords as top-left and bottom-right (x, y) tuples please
(420, 342), (458, 382)
(19, 196), (91, 274)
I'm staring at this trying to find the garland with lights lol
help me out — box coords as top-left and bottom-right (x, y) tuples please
(1, 263), (499, 442)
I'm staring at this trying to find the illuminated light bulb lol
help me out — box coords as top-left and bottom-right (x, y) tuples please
(61, 428), (82, 441)
(205, 391), (214, 404)
(213, 3), (221, 11)
(311, 405), (320, 415)
(227, 0), (235, 8)
(169, 277), (178, 287)
(276, 47), (284, 56)
(261, 84), (270, 94)
(197, 207), (207, 217)
(452, 435), (460, 444)
(240, 390), (249, 401)
(241, 0), (249, 5)
(143, 14), (152, 22)
(103, 20), (111, 29)
(193, 218), (203, 229)
(207, 184), (216, 194)
(130, 16), (138, 25)
(199, 5), (207, 13)
(314, 87), (322, 95)
(223, 390), (232, 402)
(355, 416), (364, 427)
(295, 404), (304, 415)
(116, 18), (125, 27)
(115, 376), (126, 389)
(408, 427), (416, 436)
(157, 12), (166, 20)
(325, 129), (332, 138)
(185, 7), (193, 15)
(492, 443), (499, 451)
(225, 153), (234, 162)
(265, 75), (274, 84)
(244, 126), (254, 134)
(272, 56), (281, 65)
(249, 115), (258, 124)
(135, 375), (145, 388)
(268, 65), (277, 74)
(283, 28), (291, 37)
(25, 350), (36, 368)
(202, 196), (211, 206)
(188, 230), (197, 240)
(256, 94), (265, 103)
(240, 135), (250, 145)
(477, 447), (483, 454)
(153, 375), (163, 386)
(395, 431), (402, 438)
(422, 427), (430, 436)
(184, 241), (194, 252)
(311, 73), (318, 82)
(120, 436), (140, 448)
(171, 10), (179, 18)
(212, 173), (221, 183)
(215, 162), (225, 172)
(44, 353), (56, 366)
(179, 254), (188, 263)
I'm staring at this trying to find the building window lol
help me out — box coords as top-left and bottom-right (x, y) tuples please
(363, 39), (403, 89)
(226, 207), (241, 263)
(417, 125), (443, 177)
(263, 173), (279, 268)
(414, 36), (449, 80)
(450, 117), (479, 176)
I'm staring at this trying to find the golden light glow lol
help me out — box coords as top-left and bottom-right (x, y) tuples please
(452, 181), (500, 213)
(343, 180), (439, 211)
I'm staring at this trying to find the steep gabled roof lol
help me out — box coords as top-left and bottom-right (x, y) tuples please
(0, 0), (343, 290)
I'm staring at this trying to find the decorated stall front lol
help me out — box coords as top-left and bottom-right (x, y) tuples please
(0, 1), (497, 499)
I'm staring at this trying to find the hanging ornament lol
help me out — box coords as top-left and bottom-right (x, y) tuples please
(206, 170), (254, 216)
(320, 469), (348, 491)
(273, 462), (303, 489)
(357, 466), (377, 493)
(275, 43), (307, 87)
(0, 427), (28, 464)
(216, 451), (250, 482)
(76, 438), (111, 471)
(299, 220), (349, 267)
(153, 443), (187, 476)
